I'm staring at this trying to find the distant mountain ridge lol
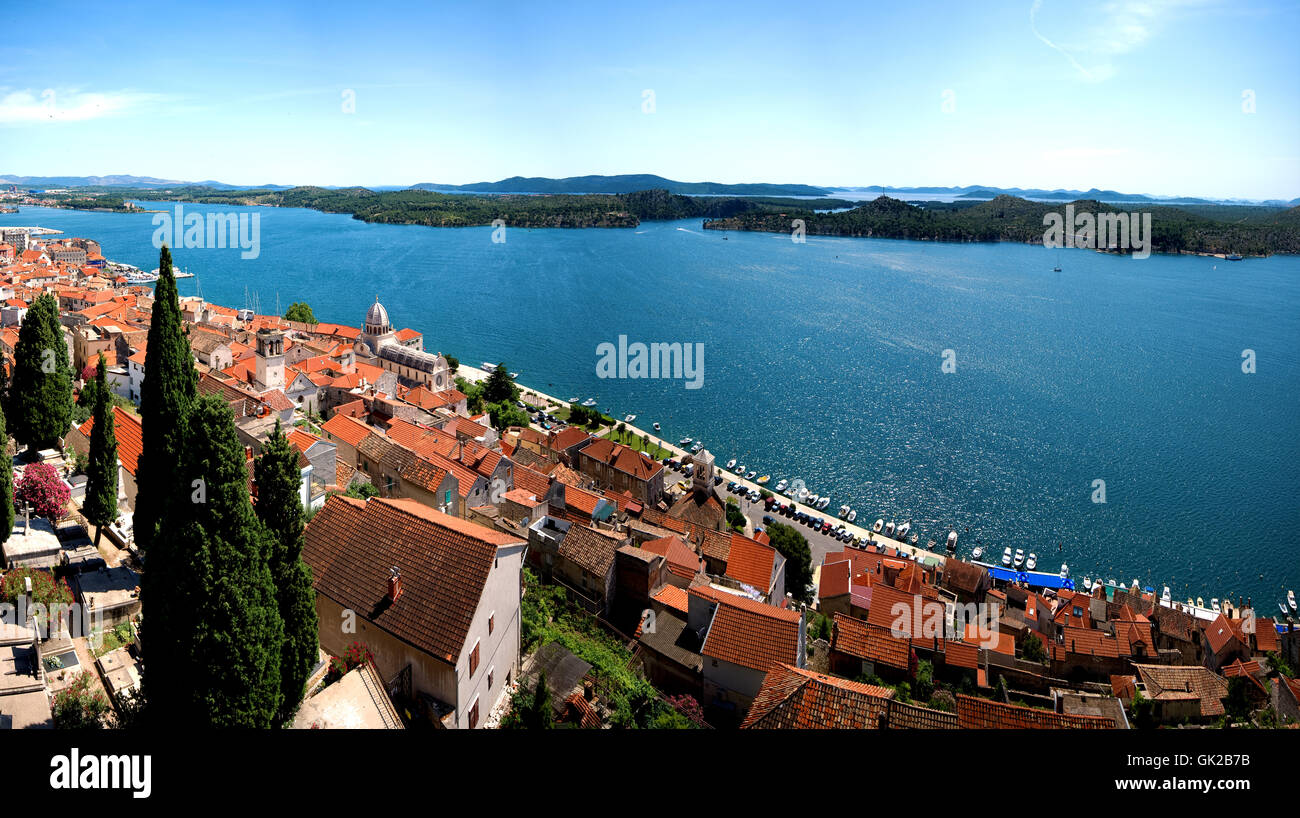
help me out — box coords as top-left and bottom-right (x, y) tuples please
(4, 173), (1295, 207)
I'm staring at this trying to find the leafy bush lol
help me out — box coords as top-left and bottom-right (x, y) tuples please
(14, 462), (71, 520)
(51, 672), (110, 729)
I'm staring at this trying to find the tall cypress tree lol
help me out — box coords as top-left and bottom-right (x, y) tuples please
(254, 420), (320, 726)
(83, 354), (119, 548)
(0, 403), (13, 546)
(134, 245), (198, 550)
(154, 395), (284, 727)
(8, 294), (73, 451)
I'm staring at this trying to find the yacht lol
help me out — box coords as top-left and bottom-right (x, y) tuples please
(971, 545), (983, 560)
(1060, 563), (1070, 578)
(126, 269), (160, 284)
(816, 496), (830, 510)
(582, 398), (597, 407)
(1013, 549), (1025, 568)
(873, 518), (884, 533)
(846, 509), (857, 523)
(774, 479), (788, 492)
(1025, 553), (1037, 571)
(726, 459), (737, 469)
(1289, 590), (1297, 613)
(1001, 547), (1013, 567)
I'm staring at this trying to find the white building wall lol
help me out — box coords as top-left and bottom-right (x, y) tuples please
(452, 542), (524, 727)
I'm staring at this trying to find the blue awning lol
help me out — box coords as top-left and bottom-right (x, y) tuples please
(989, 566), (1075, 590)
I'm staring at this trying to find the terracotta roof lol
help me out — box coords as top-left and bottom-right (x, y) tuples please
(577, 436), (662, 481)
(1204, 613), (1247, 655)
(956, 695), (1115, 729)
(1221, 658), (1261, 677)
(321, 414), (373, 448)
(1254, 618), (1279, 653)
(693, 586), (802, 673)
(641, 534), (703, 579)
(741, 664), (893, 729)
(1132, 663), (1228, 717)
(559, 524), (622, 578)
(303, 496), (523, 664)
(1111, 674), (1138, 699)
(559, 692), (601, 728)
(652, 584), (689, 614)
(725, 533), (777, 591)
(77, 406), (143, 475)
(830, 613), (910, 671)
(819, 559), (851, 600)
(549, 427), (590, 451)
(945, 640), (979, 670)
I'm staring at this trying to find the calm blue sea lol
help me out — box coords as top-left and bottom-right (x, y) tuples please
(6, 202), (1298, 610)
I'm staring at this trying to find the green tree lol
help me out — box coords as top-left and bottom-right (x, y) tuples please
(7, 293), (73, 451)
(765, 522), (813, 602)
(483, 362), (518, 405)
(134, 245), (198, 551)
(914, 660), (935, 701)
(254, 420), (320, 726)
(283, 301), (316, 324)
(149, 395), (284, 727)
(0, 404), (13, 547)
(487, 400), (528, 431)
(1130, 689), (1155, 729)
(1224, 676), (1254, 722)
(83, 354), (119, 549)
(1019, 631), (1048, 664)
(502, 671), (553, 729)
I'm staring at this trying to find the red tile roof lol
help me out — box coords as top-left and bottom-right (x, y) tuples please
(641, 534), (703, 579)
(652, 584), (689, 615)
(725, 533), (777, 591)
(303, 496), (523, 664)
(321, 414), (373, 448)
(693, 586), (802, 673)
(77, 406), (143, 475)
(957, 695), (1115, 729)
(741, 664), (893, 729)
(830, 613), (910, 671)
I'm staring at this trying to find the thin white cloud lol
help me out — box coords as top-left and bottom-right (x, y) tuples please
(1031, 0), (1212, 81)
(0, 88), (166, 124)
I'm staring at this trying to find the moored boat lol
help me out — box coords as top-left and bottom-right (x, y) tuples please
(838, 504), (851, 518)
(1001, 547), (1012, 567)
(896, 522), (911, 541)
(1013, 549), (1025, 568)
(873, 518), (884, 533)
(774, 479), (788, 492)
(756, 475), (770, 485)
(652, 422), (660, 431)
(846, 509), (857, 523)
(1025, 552), (1037, 571)
(1061, 563), (1070, 578)
(817, 497), (830, 510)
(726, 459), (737, 469)
(1289, 590), (1297, 613)
(946, 531), (958, 552)
(971, 545), (983, 560)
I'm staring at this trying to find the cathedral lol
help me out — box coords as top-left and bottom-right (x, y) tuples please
(354, 297), (452, 391)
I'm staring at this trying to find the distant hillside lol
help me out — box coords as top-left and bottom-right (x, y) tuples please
(702, 194), (1300, 256)
(412, 174), (831, 197)
(0, 174), (293, 191)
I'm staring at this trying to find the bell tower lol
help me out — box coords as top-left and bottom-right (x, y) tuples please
(255, 327), (286, 391)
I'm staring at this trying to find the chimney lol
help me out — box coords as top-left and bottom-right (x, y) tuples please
(387, 566), (403, 603)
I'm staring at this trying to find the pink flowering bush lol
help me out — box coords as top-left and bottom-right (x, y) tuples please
(14, 462), (71, 520)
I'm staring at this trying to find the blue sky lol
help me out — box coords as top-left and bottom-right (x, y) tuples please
(1, 0), (1296, 199)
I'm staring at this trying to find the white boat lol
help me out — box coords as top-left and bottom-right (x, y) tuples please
(816, 497), (830, 510)
(807, 494), (820, 506)
(582, 398), (597, 407)
(971, 546), (983, 560)
(1082, 577), (1092, 591)
(1025, 552), (1037, 571)
(872, 518), (884, 533)
(726, 459), (737, 469)
(774, 479), (788, 492)
(679, 437), (692, 445)
(846, 509), (857, 523)
(1001, 547), (1013, 567)
(746, 471), (757, 480)
(838, 504), (851, 518)
(946, 531), (958, 552)
(652, 423), (660, 431)
(173, 270), (194, 279)
(690, 442), (703, 453)
(1281, 602), (1291, 616)
(126, 270), (160, 284)
(1196, 596), (1204, 608)
(1013, 549), (1025, 568)
(796, 487), (810, 502)
(482, 361), (496, 370)
(1211, 598), (1221, 613)
(624, 414), (636, 422)
(1289, 590), (1297, 612)
(1060, 563), (1069, 578)
(897, 522), (911, 541)
(884, 521), (895, 536)
(756, 475), (770, 485)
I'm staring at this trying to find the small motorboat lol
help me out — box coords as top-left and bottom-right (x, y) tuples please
(873, 519), (884, 533)
(756, 475), (770, 485)
(774, 479), (788, 492)
(1289, 590), (1297, 613)
(807, 494), (820, 506)
(679, 437), (692, 445)
(746, 471), (757, 480)
(582, 398), (598, 407)
(737, 464), (746, 475)
(846, 509), (857, 523)
(1025, 552), (1037, 571)
(816, 496), (830, 510)
(624, 414), (636, 422)
(838, 504), (851, 518)
(1211, 598), (1221, 614)
(569, 397), (580, 403)
(652, 423), (660, 431)
(884, 521), (896, 536)
(1281, 602), (1292, 616)
(1013, 549), (1025, 568)
(1001, 547), (1013, 567)
(1082, 577), (1093, 591)
(1196, 596), (1204, 608)
(897, 522), (911, 541)
(971, 545), (983, 560)
(690, 442), (703, 453)
(726, 459), (737, 469)
(946, 531), (958, 552)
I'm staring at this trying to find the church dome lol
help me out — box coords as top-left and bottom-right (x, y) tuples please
(366, 297), (390, 331)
